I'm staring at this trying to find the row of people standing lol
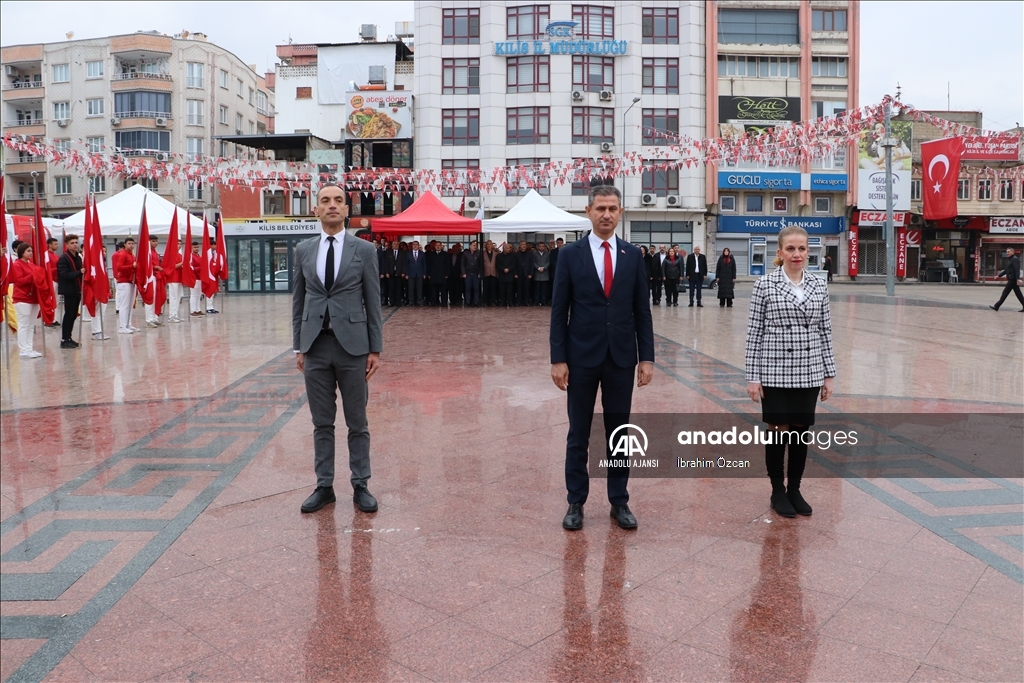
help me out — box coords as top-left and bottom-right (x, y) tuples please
(376, 238), (564, 308)
(643, 245), (738, 308)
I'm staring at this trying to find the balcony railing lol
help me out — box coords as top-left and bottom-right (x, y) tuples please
(112, 72), (173, 81)
(278, 65), (317, 79)
(113, 111), (172, 119)
(3, 80), (44, 90)
(7, 193), (46, 201)
(186, 115), (204, 126)
(7, 156), (44, 163)
(4, 118), (43, 126)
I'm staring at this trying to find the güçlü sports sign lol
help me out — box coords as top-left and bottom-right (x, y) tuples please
(719, 96), (800, 138)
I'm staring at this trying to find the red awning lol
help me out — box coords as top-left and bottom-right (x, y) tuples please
(371, 191), (482, 235)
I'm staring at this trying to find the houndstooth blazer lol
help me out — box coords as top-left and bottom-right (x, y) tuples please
(745, 267), (837, 388)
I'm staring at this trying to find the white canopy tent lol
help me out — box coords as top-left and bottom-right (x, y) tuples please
(481, 190), (592, 233)
(60, 184), (198, 236)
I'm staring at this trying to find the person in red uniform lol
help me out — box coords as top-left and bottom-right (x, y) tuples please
(188, 241), (204, 316)
(165, 239), (183, 323)
(11, 243), (42, 357)
(112, 237), (138, 334)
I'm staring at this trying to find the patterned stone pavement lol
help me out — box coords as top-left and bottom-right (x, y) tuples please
(0, 283), (1021, 682)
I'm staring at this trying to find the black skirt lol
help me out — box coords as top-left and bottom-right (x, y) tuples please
(762, 386), (820, 425)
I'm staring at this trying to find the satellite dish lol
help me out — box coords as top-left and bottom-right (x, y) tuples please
(66, 31), (74, 40)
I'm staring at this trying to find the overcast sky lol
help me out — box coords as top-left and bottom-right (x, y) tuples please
(1, 1), (1021, 130)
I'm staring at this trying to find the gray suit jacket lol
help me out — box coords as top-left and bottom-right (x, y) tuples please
(292, 232), (383, 356)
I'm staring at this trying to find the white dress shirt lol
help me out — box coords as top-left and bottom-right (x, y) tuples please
(784, 268), (806, 303)
(692, 253), (701, 274)
(588, 232), (618, 289)
(316, 230), (344, 288)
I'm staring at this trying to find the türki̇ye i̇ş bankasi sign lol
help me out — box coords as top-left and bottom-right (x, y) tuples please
(493, 21), (630, 56)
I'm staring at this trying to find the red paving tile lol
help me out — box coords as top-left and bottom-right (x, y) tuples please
(2, 294), (1021, 682)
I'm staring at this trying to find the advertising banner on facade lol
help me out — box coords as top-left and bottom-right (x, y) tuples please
(896, 227), (907, 278)
(718, 171), (800, 190)
(719, 96), (800, 138)
(859, 121), (913, 172)
(848, 226), (859, 277)
(346, 92), (411, 139)
(961, 136), (1020, 161)
(857, 169), (911, 211)
(718, 215), (845, 235)
(990, 217), (1024, 234)
(855, 211), (908, 227)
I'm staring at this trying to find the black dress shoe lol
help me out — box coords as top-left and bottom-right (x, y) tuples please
(989, 305), (999, 311)
(697, 302), (703, 307)
(353, 485), (378, 512)
(610, 504), (637, 529)
(60, 340), (79, 349)
(562, 503), (583, 530)
(688, 302), (694, 307)
(301, 486), (335, 513)
(787, 489), (813, 516)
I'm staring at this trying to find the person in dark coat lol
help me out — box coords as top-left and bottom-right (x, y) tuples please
(447, 243), (463, 306)
(647, 245), (663, 305)
(532, 242), (552, 305)
(514, 241), (532, 306)
(496, 243), (517, 306)
(661, 247), (682, 306)
(823, 254), (833, 282)
(716, 247), (738, 307)
(376, 239), (389, 306)
(426, 241), (449, 306)
(384, 240), (405, 307)
(990, 247), (1024, 312)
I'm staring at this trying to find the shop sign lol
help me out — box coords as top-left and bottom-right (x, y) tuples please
(989, 217), (1024, 234)
(906, 229), (922, 246)
(848, 226), (859, 277)
(494, 23), (629, 55)
(719, 96), (800, 123)
(718, 171), (800, 190)
(809, 174), (848, 192)
(226, 220), (320, 235)
(896, 227), (907, 278)
(961, 135), (1020, 161)
(855, 211), (908, 227)
(718, 215), (845, 235)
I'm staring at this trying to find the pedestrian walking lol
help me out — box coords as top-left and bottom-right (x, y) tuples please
(989, 247), (1024, 312)
(716, 247), (737, 307)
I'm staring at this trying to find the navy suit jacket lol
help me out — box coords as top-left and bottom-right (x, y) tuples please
(550, 233), (655, 369)
(405, 250), (426, 278)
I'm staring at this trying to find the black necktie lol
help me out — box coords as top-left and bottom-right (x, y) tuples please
(323, 236), (335, 330)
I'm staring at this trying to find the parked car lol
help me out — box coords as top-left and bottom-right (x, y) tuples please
(266, 269), (290, 291)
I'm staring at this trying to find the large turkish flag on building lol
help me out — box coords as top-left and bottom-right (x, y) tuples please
(921, 137), (964, 220)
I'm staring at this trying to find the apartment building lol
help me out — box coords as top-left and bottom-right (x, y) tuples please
(2, 31), (274, 217)
(706, 1), (859, 277)
(414, 1), (706, 249)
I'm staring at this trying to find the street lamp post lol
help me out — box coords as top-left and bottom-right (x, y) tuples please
(620, 96), (641, 238)
(882, 99), (896, 297)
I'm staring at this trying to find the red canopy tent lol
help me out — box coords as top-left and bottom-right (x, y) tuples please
(371, 191), (481, 236)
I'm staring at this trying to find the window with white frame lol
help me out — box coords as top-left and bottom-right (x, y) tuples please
(219, 105), (228, 124)
(235, 113), (243, 131)
(236, 78), (243, 96)
(812, 57), (848, 78)
(186, 62), (204, 88)
(186, 100), (204, 125)
(248, 87), (255, 105)
(87, 136), (104, 153)
(718, 55), (799, 78)
(720, 195), (737, 212)
(219, 141), (228, 157)
(55, 176), (72, 195)
(957, 179), (970, 200)
(89, 176), (106, 193)
(87, 98), (104, 116)
(256, 90), (268, 115)
(54, 139), (71, 154)
(978, 178), (992, 200)
(248, 120), (255, 134)
(999, 179), (1014, 201)
(188, 180), (203, 200)
(745, 194), (764, 213)
(52, 64), (69, 82)
(86, 60), (104, 79)
(910, 179), (921, 200)
(814, 196), (832, 213)
(53, 101), (70, 120)
(186, 137), (204, 162)
(219, 69), (228, 88)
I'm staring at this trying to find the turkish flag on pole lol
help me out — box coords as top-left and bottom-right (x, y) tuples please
(0, 177), (8, 292)
(921, 137), (964, 220)
(180, 212), (197, 289)
(135, 202), (154, 305)
(214, 216), (228, 280)
(162, 211), (181, 276)
(458, 195), (465, 217)
(82, 196), (97, 316)
(33, 194), (56, 324)
(90, 197), (109, 306)
(200, 216), (217, 298)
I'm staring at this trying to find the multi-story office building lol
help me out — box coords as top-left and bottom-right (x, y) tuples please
(414, 1), (706, 250)
(706, 1), (858, 277)
(2, 32), (274, 218)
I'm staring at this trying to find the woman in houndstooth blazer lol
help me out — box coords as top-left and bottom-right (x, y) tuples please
(745, 226), (836, 518)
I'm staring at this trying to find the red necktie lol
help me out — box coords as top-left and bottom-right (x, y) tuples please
(602, 242), (612, 298)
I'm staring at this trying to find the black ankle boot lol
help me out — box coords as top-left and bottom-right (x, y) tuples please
(766, 442), (795, 517)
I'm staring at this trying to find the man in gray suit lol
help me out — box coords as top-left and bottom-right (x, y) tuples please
(293, 185), (383, 514)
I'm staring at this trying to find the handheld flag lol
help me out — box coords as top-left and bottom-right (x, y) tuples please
(181, 212), (197, 289)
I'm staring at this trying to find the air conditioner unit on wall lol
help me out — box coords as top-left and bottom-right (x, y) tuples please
(641, 193), (656, 206)
(571, 90), (584, 101)
(110, 117), (121, 125)
(599, 141), (614, 153)
(466, 199), (480, 210)
(155, 152), (169, 161)
(155, 117), (168, 126)
(5, 65), (17, 77)
(599, 90), (613, 101)
(57, 119), (69, 127)
(666, 194), (682, 207)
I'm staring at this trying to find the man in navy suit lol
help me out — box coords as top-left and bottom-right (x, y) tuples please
(550, 186), (655, 531)
(405, 240), (427, 306)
